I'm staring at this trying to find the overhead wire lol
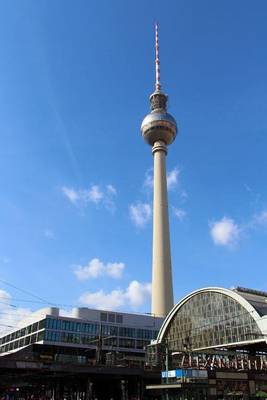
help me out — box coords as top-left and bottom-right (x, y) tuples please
(0, 278), (56, 306)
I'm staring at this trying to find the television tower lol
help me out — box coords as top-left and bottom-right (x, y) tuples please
(141, 24), (177, 317)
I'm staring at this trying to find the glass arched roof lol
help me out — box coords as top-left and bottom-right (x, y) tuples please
(156, 287), (265, 351)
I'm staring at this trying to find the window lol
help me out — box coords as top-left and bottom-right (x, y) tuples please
(46, 319), (52, 329)
(45, 330), (60, 342)
(38, 319), (45, 330)
(116, 314), (123, 324)
(108, 314), (115, 323)
(32, 322), (38, 332)
(62, 320), (70, 331)
(37, 331), (44, 341)
(119, 327), (136, 338)
(31, 334), (37, 344)
(137, 329), (153, 340)
(101, 313), (107, 322)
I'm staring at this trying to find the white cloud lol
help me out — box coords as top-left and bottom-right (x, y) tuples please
(167, 168), (180, 190)
(0, 290), (11, 303)
(79, 289), (125, 310)
(106, 262), (125, 279)
(129, 202), (152, 227)
(126, 280), (151, 308)
(106, 184), (117, 195)
(74, 258), (104, 280)
(44, 229), (55, 239)
(62, 186), (79, 204)
(86, 185), (103, 204)
(62, 183), (117, 211)
(210, 217), (240, 247)
(144, 168), (154, 189)
(0, 290), (32, 335)
(144, 167), (181, 192)
(254, 210), (267, 225)
(172, 207), (187, 221)
(79, 280), (151, 311)
(73, 258), (125, 280)
(209, 209), (267, 249)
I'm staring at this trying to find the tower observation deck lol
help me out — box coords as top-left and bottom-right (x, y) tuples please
(141, 24), (178, 317)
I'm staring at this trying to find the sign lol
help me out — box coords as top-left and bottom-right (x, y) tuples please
(161, 369), (207, 379)
(161, 370), (176, 378)
(173, 353), (267, 371)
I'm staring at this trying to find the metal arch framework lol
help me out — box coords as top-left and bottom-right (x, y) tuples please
(155, 287), (263, 344)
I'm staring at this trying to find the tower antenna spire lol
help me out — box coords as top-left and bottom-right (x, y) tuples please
(155, 22), (161, 91)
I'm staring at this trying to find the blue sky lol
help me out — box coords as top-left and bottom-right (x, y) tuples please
(0, 0), (267, 328)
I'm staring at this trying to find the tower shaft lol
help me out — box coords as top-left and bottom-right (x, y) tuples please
(152, 141), (174, 317)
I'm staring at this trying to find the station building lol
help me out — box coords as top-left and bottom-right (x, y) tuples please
(146, 287), (267, 399)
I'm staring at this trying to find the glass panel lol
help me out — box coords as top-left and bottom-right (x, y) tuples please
(37, 331), (45, 341)
(101, 313), (107, 322)
(119, 327), (136, 338)
(32, 322), (38, 332)
(38, 319), (45, 330)
(116, 314), (123, 323)
(164, 291), (262, 352)
(108, 314), (115, 323)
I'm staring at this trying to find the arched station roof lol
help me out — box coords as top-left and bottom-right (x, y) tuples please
(155, 287), (267, 352)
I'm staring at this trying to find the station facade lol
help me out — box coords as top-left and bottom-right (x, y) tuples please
(146, 286), (267, 399)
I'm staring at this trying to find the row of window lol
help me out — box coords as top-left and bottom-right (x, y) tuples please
(0, 317), (158, 348)
(44, 330), (150, 349)
(0, 319), (45, 345)
(0, 331), (44, 353)
(46, 318), (99, 334)
(46, 318), (158, 340)
(0, 328), (151, 354)
(100, 312), (123, 323)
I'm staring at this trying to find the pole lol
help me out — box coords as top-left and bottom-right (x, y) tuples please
(165, 340), (169, 400)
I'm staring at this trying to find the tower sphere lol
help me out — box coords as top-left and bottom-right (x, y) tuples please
(141, 91), (177, 146)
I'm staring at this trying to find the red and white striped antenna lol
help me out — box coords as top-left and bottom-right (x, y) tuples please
(155, 22), (161, 91)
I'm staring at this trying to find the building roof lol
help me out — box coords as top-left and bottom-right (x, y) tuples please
(233, 287), (267, 317)
(154, 287), (267, 352)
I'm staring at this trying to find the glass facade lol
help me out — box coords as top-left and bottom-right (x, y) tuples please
(0, 316), (159, 354)
(164, 291), (262, 352)
(0, 325), (45, 354)
(43, 318), (158, 349)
